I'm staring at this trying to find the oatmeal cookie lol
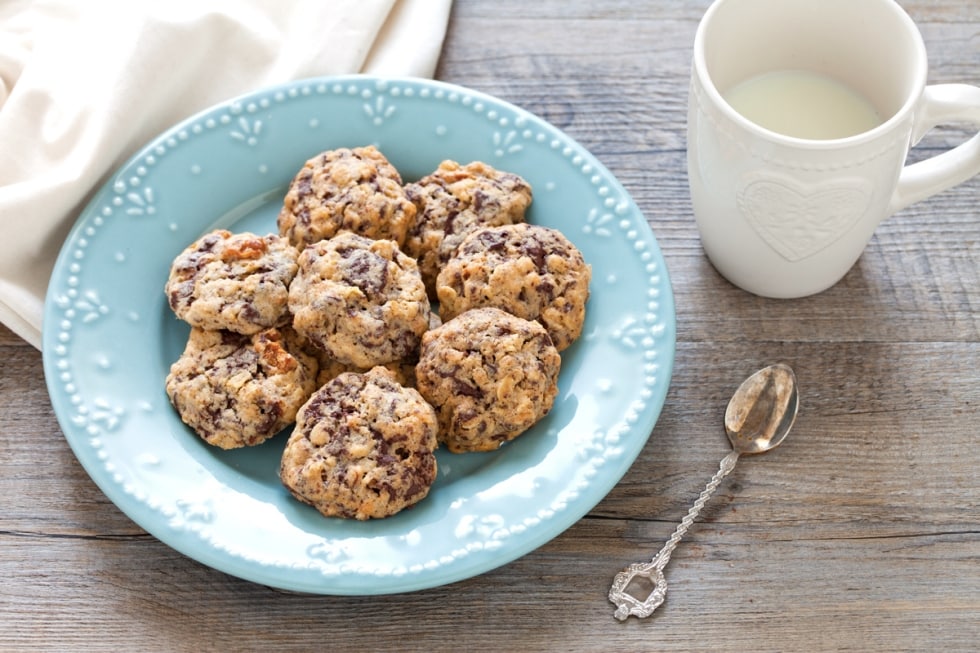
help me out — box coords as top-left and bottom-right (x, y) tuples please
(277, 145), (415, 248)
(302, 314), (437, 388)
(415, 307), (561, 453)
(279, 366), (439, 520)
(165, 327), (319, 449)
(403, 160), (532, 297)
(165, 230), (297, 334)
(436, 223), (591, 351)
(288, 232), (430, 369)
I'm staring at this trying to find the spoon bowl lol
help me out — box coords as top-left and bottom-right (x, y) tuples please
(725, 362), (799, 454)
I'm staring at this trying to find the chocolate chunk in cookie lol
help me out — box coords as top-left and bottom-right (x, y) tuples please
(165, 230), (297, 335)
(279, 366), (439, 520)
(436, 223), (591, 351)
(277, 145), (415, 248)
(288, 232), (430, 369)
(415, 307), (561, 453)
(403, 160), (532, 297)
(166, 327), (319, 449)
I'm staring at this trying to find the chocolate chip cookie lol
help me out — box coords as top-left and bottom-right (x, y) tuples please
(165, 230), (297, 334)
(165, 326), (319, 449)
(436, 223), (591, 351)
(288, 232), (430, 369)
(279, 366), (439, 520)
(277, 145), (416, 248)
(403, 160), (532, 297)
(415, 307), (561, 453)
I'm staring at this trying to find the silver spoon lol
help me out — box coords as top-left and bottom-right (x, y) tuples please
(609, 363), (799, 621)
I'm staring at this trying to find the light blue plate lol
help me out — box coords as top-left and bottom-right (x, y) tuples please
(42, 76), (675, 595)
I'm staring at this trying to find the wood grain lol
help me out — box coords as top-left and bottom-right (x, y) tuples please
(1, 1), (978, 651)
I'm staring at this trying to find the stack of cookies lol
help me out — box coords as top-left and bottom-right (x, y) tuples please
(164, 145), (591, 520)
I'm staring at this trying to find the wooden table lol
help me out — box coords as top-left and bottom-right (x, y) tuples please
(2, 1), (977, 650)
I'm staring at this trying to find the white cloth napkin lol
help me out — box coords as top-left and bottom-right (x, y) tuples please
(0, 0), (453, 349)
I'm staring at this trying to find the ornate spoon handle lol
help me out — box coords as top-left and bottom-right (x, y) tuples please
(609, 450), (741, 621)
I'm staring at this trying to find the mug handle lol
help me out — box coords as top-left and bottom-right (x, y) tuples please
(889, 83), (980, 214)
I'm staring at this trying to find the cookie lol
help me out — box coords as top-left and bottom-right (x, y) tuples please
(165, 230), (297, 334)
(279, 366), (439, 520)
(403, 160), (532, 297)
(277, 145), (416, 248)
(165, 327), (319, 449)
(288, 232), (430, 369)
(304, 314), (438, 388)
(435, 223), (591, 351)
(415, 307), (561, 453)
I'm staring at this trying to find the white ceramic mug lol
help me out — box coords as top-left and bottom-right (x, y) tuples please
(687, 0), (980, 298)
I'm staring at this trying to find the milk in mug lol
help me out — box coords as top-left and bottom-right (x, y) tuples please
(723, 69), (883, 140)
